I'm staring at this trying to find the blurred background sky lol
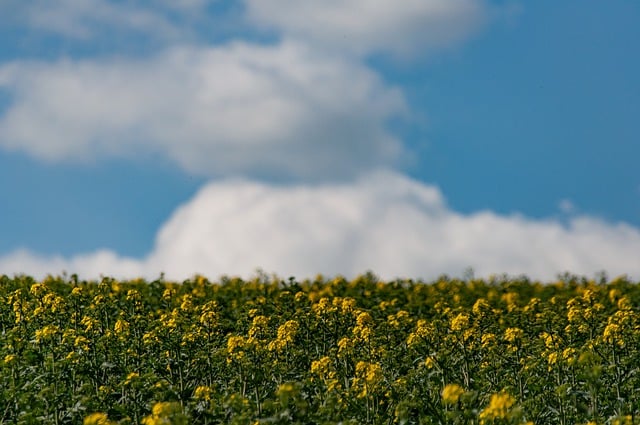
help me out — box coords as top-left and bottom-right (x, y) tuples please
(0, 0), (638, 281)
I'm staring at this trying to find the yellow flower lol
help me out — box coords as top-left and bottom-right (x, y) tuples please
(441, 384), (465, 405)
(83, 412), (114, 425)
(354, 361), (383, 398)
(479, 392), (516, 422)
(356, 311), (373, 327)
(341, 297), (357, 313)
(30, 282), (48, 296)
(541, 331), (559, 349)
(407, 319), (434, 346)
(481, 333), (496, 348)
(227, 335), (246, 353)
(504, 327), (523, 343)
(276, 320), (299, 343)
(312, 297), (336, 315)
(603, 322), (624, 347)
(123, 372), (140, 386)
(450, 313), (470, 332)
(248, 315), (269, 338)
(337, 337), (352, 357)
(424, 357), (437, 369)
(180, 294), (193, 311)
(617, 296), (632, 310)
(114, 319), (130, 336)
(310, 356), (332, 377)
(194, 385), (213, 401)
(142, 402), (185, 425)
(3, 354), (17, 365)
(268, 320), (299, 352)
(74, 335), (90, 351)
(388, 310), (410, 328)
(472, 298), (491, 316)
(81, 316), (100, 333)
(562, 347), (577, 364)
(612, 416), (633, 425)
(35, 325), (59, 343)
(501, 292), (519, 312)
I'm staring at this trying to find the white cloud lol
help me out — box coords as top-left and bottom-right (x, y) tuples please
(0, 0), (199, 40)
(2, 171), (639, 282)
(244, 0), (491, 57)
(0, 41), (406, 180)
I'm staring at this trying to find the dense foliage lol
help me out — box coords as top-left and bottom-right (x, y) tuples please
(0, 272), (639, 424)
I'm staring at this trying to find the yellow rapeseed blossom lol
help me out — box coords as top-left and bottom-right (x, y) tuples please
(81, 316), (99, 333)
(603, 322), (624, 347)
(277, 320), (299, 343)
(407, 319), (435, 346)
(424, 357), (437, 369)
(611, 416), (633, 425)
(356, 311), (373, 327)
(504, 327), (524, 343)
(617, 296), (632, 311)
(313, 297), (336, 315)
(125, 289), (141, 302)
(30, 282), (47, 296)
(481, 333), (496, 348)
(114, 319), (129, 336)
(268, 320), (300, 352)
(479, 392), (516, 423)
(501, 292), (519, 312)
(142, 402), (186, 425)
(450, 313), (470, 332)
(540, 332), (559, 349)
(388, 310), (410, 328)
(193, 385), (213, 401)
(123, 372), (140, 386)
(472, 298), (491, 316)
(340, 297), (357, 313)
(248, 315), (269, 338)
(562, 347), (577, 364)
(354, 361), (383, 398)
(180, 294), (193, 311)
(83, 412), (114, 425)
(310, 356), (332, 377)
(74, 335), (90, 351)
(35, 325), (59, 343)
(441, 384), (465, 405)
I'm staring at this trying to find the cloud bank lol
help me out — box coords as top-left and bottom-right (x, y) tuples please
(2, 171), (639, 282)
(0, 41), (406, 180)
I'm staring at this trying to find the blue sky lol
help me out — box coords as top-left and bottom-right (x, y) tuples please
(0, 0), (639, 281)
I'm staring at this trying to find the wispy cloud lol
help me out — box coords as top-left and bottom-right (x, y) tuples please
(244, 0), (491, 57)
(0, 0), (202, 41)
(2, 171), (638, 281)
(0, 41), (406, 180)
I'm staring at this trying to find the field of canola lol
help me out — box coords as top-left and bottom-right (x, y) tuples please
(0, 272), (639, 424)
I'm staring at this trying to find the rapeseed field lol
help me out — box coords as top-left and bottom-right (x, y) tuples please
(1, 273), (638, 424)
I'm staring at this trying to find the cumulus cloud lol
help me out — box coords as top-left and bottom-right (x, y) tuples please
(244, 0), (491, 57)
(0, 41), (406, 180)
(2, 171), (639, 282)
